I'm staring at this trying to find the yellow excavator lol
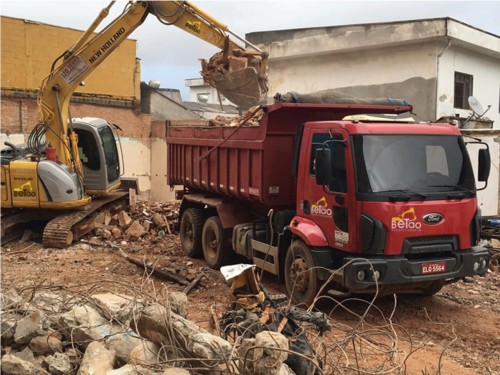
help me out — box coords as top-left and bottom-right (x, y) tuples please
(0, 1), (268, 247)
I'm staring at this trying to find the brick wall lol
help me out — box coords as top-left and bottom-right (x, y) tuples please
(1, 97), (151, 138)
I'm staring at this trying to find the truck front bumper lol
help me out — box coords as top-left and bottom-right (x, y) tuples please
(342, 247), (489, 291)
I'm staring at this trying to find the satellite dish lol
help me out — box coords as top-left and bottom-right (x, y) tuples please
(148, 80), (161, 89)
(468, 96), (484, 116)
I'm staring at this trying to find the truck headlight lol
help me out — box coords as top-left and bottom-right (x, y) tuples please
(357, 270), (366, 281)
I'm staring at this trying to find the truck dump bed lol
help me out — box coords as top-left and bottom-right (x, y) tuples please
(167, 100), (412, 209)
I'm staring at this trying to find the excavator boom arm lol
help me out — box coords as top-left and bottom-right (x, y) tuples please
(38, 0), (267, 174)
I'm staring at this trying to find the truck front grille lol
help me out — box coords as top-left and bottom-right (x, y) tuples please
(402, 235), (458, 256)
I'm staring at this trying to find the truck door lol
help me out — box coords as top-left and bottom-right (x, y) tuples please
(300, 128), (356, 252)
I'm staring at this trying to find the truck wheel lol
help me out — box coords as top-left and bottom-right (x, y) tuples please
(202, 216), (232, 269)
(180, 208), (205, 258)
(284, 240), (319, 307)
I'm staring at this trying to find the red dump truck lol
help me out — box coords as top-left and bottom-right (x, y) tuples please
(167, 93), (491, 305)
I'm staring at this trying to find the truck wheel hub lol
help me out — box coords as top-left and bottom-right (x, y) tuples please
(290, 257), (309, 293)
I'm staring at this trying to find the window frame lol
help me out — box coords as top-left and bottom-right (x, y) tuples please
(454, 72), (473, 110)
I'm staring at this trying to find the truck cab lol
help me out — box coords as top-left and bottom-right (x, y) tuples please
(288, 119), (490, 303)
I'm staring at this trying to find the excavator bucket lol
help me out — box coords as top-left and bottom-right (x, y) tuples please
(201, 50), (268, 108)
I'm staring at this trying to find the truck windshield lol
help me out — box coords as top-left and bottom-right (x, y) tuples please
(353, 134), (475, 198)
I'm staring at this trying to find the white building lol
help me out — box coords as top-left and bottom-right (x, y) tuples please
(185, 78), (235, 106)
(247, 18), (500, 127)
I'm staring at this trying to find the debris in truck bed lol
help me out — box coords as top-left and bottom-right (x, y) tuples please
(207, 105), (264, 127)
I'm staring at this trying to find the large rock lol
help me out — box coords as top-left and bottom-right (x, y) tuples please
(132, 303), (232, 365)
(1, 313), (20, 344)
(239, 338), (257, 373)
(44, 352), (72, 375)
(1, 353), (39, 375)
(129, 340), (163, 365)
(106, 364), (156, 375)
(167, 292), (188, 318)
(1, 290), (23, 310)
(91, 293), (143, 323)
(253, 331), (289, 375)
(11, 347), (37, 366)
(163, 368), (191, 375)
(105, 330), (142, 365)
(125, 221), (146, 239)
(77, 341), (115, 375)
(29, 331), (63, 355)
(118, 211), (133, 228)
(29, 292), (65, 314)
(59, 305), (119, 348)
(14, 311), (46, 345)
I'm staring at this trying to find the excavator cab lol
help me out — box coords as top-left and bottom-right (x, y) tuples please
(72, 118), (121, 195)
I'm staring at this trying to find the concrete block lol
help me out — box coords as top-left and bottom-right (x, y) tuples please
(14, 311), (46, 345)
(132, 303), (232, 363)
(91, 293), (142, 322)
(129, 340), (162, 365)
(163, 368), (191, 375)
(1, 354), (38, 375)
(106, 364), (156, 375)
(105, 330), (142, 365)
(29, 332), (63, 355)
(77, 341), (115, 375)
(125, 220), (146, 239)
(167, 292), (188, 318)
(59, 305), (119, 348)
(45, 352), (72, 375)
(118, 211), (133, 228)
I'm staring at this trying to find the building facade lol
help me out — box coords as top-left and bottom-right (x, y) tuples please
(247, 18), (500, 127)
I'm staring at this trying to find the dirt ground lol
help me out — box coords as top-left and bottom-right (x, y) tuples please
(1, 227), (499, 374)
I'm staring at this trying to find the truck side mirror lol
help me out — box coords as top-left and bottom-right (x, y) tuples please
(315, 148), (332, 186)
(478, 148), (490, 182)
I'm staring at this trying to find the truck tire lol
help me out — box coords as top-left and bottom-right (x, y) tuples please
(180, 208), (205, 258)
(202, 216), (232, 269)
(284, 240), (319, 307)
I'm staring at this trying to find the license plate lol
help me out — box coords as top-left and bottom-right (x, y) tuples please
(421, 261), (446, 274)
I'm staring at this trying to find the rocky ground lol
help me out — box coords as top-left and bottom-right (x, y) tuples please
(1, 200), (499, 374)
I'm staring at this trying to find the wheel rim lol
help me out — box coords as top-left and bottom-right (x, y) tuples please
(181, 219), (194, 248)
(205, 227), (219, 260)
(289, 257), (309, 293)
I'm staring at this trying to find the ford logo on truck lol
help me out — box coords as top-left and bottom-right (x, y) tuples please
(423, 213), (444, 225)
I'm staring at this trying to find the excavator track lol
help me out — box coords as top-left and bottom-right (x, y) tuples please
(42, 191), (128, 248)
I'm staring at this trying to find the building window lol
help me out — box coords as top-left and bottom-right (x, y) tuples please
(454, 72), (473, 109)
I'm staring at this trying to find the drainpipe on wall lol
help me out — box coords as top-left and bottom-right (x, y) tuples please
(435, 20), (452, 121)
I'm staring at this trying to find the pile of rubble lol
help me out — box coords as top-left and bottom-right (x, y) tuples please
(93, 200), (179, 243)
(1, 288), (300, 375)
